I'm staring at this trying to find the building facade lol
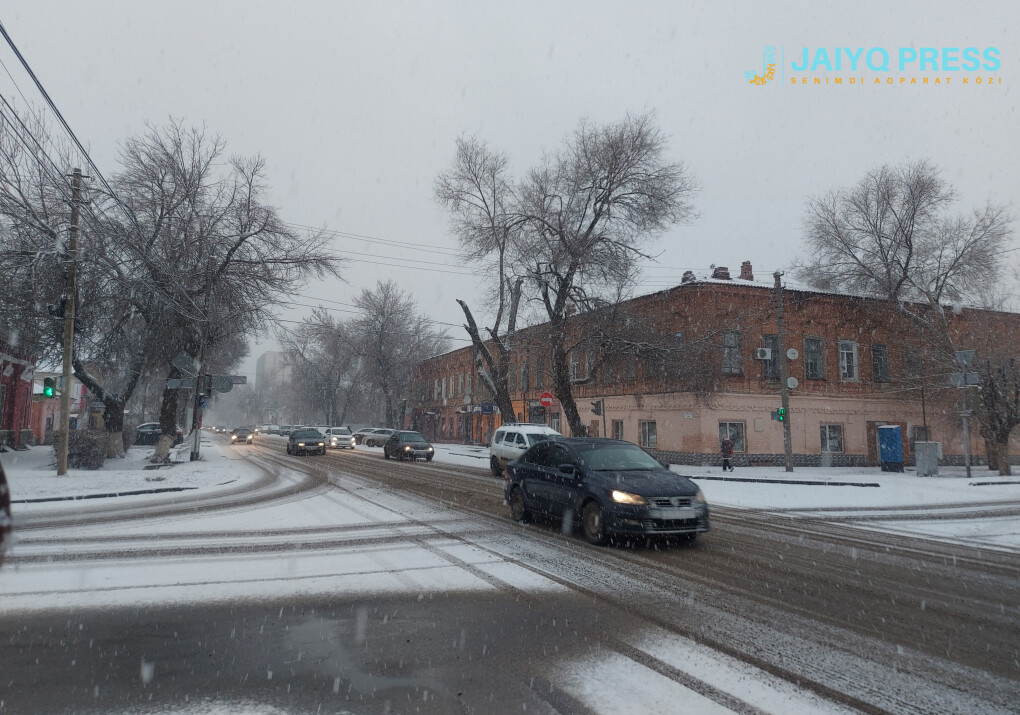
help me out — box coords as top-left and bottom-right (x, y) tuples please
(0, 335), (36, 449)
(410, 266), (1020, 466)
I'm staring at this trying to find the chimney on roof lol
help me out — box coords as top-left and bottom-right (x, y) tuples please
(712, 266), (731, 280)
(681, 270), (696, 284)
(740, 261), (753, 281)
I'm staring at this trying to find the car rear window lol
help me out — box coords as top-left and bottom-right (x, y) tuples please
(526, 433), (554, 446)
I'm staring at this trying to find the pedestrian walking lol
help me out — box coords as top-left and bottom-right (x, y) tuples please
(721, 436), (734, 472)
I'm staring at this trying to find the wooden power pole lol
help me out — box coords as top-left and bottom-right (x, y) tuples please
(774, 271), (794, 472)
(57, 168), (82, 476)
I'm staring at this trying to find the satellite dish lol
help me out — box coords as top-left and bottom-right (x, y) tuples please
(786, 348), (799, 360)
(787, 376), (799, 389)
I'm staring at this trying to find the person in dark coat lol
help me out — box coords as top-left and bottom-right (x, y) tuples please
(0, 460), (11, 569)
(721, 436), (735, 472)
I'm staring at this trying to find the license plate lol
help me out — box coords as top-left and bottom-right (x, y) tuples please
(648, 507), (697, 520)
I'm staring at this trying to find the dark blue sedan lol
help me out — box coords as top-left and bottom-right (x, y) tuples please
(504, 438), (710, 545)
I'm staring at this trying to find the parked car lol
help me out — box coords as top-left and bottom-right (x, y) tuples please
(323, 427), (355, 449)
(280, 425), (294, 437)
(363, 428), (396, 447)
(383, 431), (435, 461)
(134, 422), (184, 446)
(352, 427), (377, 445)
(286, 428), (326, 456)
(230, 427), (254, 445)
(489, 423), (561, 475)
(504, 438), (710, 546)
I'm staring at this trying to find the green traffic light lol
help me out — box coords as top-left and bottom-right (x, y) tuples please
(777, 407), (785, 422)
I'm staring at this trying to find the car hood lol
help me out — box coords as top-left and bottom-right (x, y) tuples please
(401, 442), (431, 449)
(590, 469), (699, 497)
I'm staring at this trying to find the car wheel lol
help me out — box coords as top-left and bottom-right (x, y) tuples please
(383, 448), (390, 459)
(286, 444), (291, 455)
(508, 487), (531, 523)
(490, 456), (503, 477)
(426, 454), (433, 462)
(582, 501), (607, 546)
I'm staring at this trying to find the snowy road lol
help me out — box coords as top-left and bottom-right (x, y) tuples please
(0, 439), (1017, 714)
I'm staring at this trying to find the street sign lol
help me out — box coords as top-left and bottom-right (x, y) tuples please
(166, 378), (197, 389)
(171, 353), (197, 375)
(954, 350), (976, 368)
(231, 375), (247, 385)
(212, 375), (233, 393)
(539, 392), (553, 407)
(950, 372), (979, 388)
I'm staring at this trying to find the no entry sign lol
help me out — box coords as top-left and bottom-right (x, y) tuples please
(539, 392), (553, 407)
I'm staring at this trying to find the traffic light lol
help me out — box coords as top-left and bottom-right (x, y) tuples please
(591, 400), (603, 416)
(43, 377), (56, 398)
(777, 407), (786, 422)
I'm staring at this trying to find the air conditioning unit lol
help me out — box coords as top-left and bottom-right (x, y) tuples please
(754, 347), (772, 360)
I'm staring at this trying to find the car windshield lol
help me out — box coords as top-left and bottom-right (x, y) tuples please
(293, 430), (321, 439)
(574, 444), (665, 472)
(399, 432), (426, 442)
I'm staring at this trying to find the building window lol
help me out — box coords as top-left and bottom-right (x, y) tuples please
(639, 420), (657, 449)
(521, 361), (529, 392)
(763, 334), (779, 381)
(624, 353), (636, 380)
(458, 374), (464, 395)
(612, 419), (624, 441)
(804, 337), (824, 380)
(535, 358), (543, 388)
(722, 331), (742, 375)
(905, 347), (922, 379)
(718, 421), (746, 452)
(550, 413), (560, 432)
(442, 377), (447, 400)
(434, 380), (439, 399)
(569, 351), (579, 381)
(507, 364), (516, 393)
(872, 344), (889, 383)
(839, 341), (858, 381)
(465, 375), (471, 396)
(820, 424), (844, 452)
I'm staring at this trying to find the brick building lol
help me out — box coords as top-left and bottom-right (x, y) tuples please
(0, 334), (36, 449)
(411, 264), (1020, 466)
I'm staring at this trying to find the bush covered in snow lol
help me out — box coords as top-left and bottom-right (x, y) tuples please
(53, 430), (110, 470)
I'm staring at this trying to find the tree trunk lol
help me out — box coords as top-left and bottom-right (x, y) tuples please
(104, 400), (127, 459)
(984, 436), (1000, 471)
(552, 342), (586, 437)
(995, 438), (1012, 476)
(153, 368), (181, 461)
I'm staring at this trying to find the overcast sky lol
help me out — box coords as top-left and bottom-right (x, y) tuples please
(4, 1), (1017, 382)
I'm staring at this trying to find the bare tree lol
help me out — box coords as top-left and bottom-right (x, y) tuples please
(976, 357), (1019, 476)
(517, 113), (698, 435)
(352, 281), (448, 428)
(435, 136), (523, 424)
(279, 308), (360, 425)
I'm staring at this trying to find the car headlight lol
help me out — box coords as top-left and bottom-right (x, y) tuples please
(427, 446), (434, 452)
(404, 445), (411, 451)
(231, 435), (237, 440)
(298, 442), (305, 447)
(317, 442), (324, 446)
(694, 489), (705, 504)
(611, 490), (647, 505)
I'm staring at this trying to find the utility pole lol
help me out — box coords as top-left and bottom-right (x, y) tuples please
(57, 168), (82, 476)
(774, 271), (793, 472)
(190, 264), (213, 461)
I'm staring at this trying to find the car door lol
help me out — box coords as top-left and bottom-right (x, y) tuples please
(516, 442), (552, 514)
(543, 443), (583, 516)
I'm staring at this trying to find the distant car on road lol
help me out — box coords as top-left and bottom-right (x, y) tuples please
(504, 438), (710, 546)
(230, 427), (254, 445)
(489, 423), (561, 475)
(352, 428), (376, 445)
(323, 427), (355, 449)
(383, 431), (435, 461)
(135, 422), (184, 446)
(363, 429), (396, 447)
(286, 428), (326, 456)
(280, 425), (294, 437)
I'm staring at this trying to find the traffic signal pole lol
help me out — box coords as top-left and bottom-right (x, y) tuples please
(57, 169), (82, 476)
(774, 271), (793, 472)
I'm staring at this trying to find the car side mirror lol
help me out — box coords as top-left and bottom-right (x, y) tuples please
(659, 461), (670, 470)
(558, 463), (575, 475)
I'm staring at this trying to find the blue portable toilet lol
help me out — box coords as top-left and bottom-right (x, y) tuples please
(878, 424), (904, 472)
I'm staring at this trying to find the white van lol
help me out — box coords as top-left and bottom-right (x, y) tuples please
(489, 423), (561, 475)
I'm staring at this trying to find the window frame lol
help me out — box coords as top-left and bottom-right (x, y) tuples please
(762, 334), (779, 381)
(838, 340), (859, 382)
(639, 420), (657, 449)
(718, 421), (746, 452)
(872, 344), (890, 383)
(722, 330), (743, 376)
(611, 419), (624, 441)
(804, 337), (824, 380)
(820, 423), (844, 453)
